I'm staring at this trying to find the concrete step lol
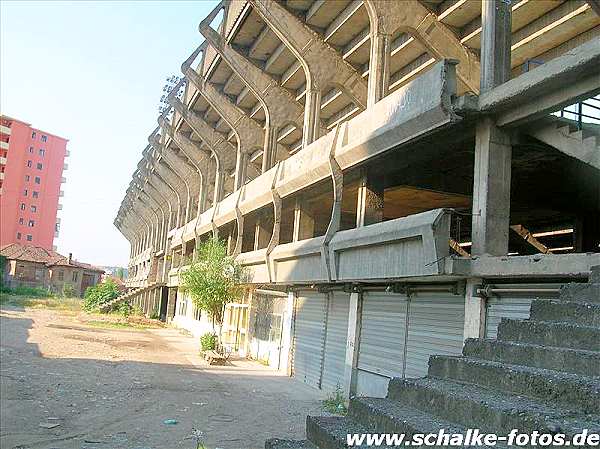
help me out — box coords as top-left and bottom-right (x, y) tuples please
(560, 283), (600, 304)
(348, 397), (503, 448)
(306, 415), (373, 449)
(265, 439), (317, 449)
(498, 319), (600, 351)
(428, 355), (600, 414)
(530, 300), (600, 327)
(387, 377), (600, 436)
(463, 338), (600, 377)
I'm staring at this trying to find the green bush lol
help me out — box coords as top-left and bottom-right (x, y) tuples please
(200, 332), (217, 351)
(2, 285), (54, 298)
(322, 385), (348, 415)
(83, 280), (120, 312)
(61, 283), (76, 298)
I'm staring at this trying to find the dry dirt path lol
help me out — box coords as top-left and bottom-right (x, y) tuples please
(0, 305), (324, 449)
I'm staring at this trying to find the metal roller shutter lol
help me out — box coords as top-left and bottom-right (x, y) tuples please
(292, 292), (327, 388)
(321, 292), (351, 392)
(357, 292), (408, 379)
(484, 283), (563, 339)
(404, 293), (465, 379)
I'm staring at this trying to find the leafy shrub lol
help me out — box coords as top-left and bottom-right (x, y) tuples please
(200, 332), (217, 351)
(83, 280), (120, 312)
(180, 238), (246, 326)
(149, 309), (160, 320)
(2, 285), (54, 298)
(61, 283), (76, 298)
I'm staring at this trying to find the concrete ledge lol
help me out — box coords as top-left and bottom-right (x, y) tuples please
(448, 253), (600, 279)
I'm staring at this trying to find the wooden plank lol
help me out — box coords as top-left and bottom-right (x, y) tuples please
(510, 224), (550, 254)
(449, 238), (471, 257)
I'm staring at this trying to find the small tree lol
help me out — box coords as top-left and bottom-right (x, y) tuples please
(83, 279), (120, 312)
(180, 238), (245, 326)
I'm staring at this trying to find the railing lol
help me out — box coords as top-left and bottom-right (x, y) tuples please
(558, 96), (600, 131)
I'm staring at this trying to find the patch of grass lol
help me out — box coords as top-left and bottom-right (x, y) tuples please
(1, 285), (54, 298)
(0, 294), (82, 312)
(85, 320), (154, 330)
(322, 385), (348, 415)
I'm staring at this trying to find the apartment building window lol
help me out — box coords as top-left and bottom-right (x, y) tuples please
(36, 162), (43, 170)
(23, 189), (28, 196)
(72, 272), (78, 282)
(16, 232), (21, 240)
(39, 149), (45, 156)
(26, 235), (32, 241)
(34, 176), (40, 184)
(19, 218), (24, 224)
(20, 203), (25, 210)
(28, 220), (34, 227)
(41, 135), (48, 142)
(32, 191), (39, 198)
(28, 146), (33, 153)
(31, 131), (36, 139)
(27, 160), (32, 167)
(25, 175), (30, 182)
(58, 270), (64, 281)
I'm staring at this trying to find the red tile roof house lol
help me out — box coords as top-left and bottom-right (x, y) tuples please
(1, 243), (103, 297)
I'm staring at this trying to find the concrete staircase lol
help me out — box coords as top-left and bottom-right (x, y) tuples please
(98, 282), (164, 312)
(528, 117), (600, 169)
(266, 267), (600, 448)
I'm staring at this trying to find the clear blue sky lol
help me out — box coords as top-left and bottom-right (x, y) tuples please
(1, 0), (219, 267)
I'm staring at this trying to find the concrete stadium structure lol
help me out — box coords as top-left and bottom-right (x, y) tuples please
(114, 0), (600, 441)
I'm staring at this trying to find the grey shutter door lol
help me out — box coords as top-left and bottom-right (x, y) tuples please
(484, 283), (563, 338)
(404, 292), (465, 379)
(357, 292), (408, 379)
(293, 292), (327, 388)
(321, 292), (351, 392)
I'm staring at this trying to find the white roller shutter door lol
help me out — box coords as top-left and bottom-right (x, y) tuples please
(292, 292), (326, 388)
(321, 292), (351, 392)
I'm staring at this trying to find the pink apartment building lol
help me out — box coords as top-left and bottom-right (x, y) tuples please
(0, 115), (68, 250)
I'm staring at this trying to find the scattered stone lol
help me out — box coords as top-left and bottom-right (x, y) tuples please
(39, 422), (60, 429)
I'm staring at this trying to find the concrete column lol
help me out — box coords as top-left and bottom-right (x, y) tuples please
(471, 117), (512, 256)
(292, 197), (315, 241)
(480, 0), (512, 93)
(234, 150), (248, 190)
(356, 170), (385, 227)
(254, 214), (272, 250)
(471, 1), (512, 256)
(367, 32), (391, 107)
(463, 278), (486, 340)
(280, 291), (295, 376)
(302, 88), (322, 148)
(263, 124), (278, 173)
(343, 291), (362, 398)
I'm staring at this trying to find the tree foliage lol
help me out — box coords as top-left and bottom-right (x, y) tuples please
(180, 238), (246, 325)
(83, 280), (120, 312)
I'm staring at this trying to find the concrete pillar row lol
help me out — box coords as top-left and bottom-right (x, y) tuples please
(144, 178), (172, 252)
(181, 51), (267, 182)
(247, 0), (367, 147)
(136, 178), (168, 252)
(158, 117), (210, 219)
(197, 19), (318, 169)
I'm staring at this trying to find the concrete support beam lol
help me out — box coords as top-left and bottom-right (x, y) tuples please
(471, 117), (512, 256)
(248, 0), (367, 146)
(356, 168), (384, 227)
(463, 277), (485, 340)
(364, 0), (480, 95)
(471, 1), (512, 257)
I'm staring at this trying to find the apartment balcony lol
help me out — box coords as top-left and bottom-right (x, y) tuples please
(61, 176), (66, 183)
(0, 156), (6, 165)
(0, 141), (8, 150)
(57, 203), (63, 210)
(0, 125), (11, 135)
(0, 172), (4, 180)
(54, 231), (60, 238)
(65, 150), (70, 157)
(59, 190), (64, 197)
(63, 163), (69, 170)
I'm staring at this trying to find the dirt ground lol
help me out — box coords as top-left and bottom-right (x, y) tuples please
(0, 304), (325, 449)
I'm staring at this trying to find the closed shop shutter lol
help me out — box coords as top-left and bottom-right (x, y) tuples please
(404, 293), (465, 379)
(292, 292), (327, 388)
(484, 283), (563, 339)
(357, 292), (408, 379)
(321, 292), (351, 392)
